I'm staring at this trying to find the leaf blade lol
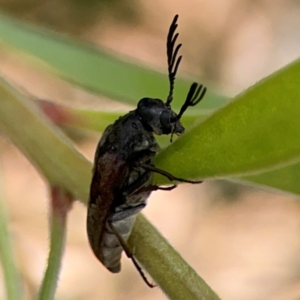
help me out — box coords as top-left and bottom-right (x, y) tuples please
(0, 12), (226, 111)
(155, 59), (300, 183)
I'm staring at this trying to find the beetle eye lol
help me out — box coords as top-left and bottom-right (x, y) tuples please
(160, 111), (172, 134)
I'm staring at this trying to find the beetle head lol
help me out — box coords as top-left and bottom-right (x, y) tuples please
(137, 98), (184, 135)
(137, 82), (206, 137)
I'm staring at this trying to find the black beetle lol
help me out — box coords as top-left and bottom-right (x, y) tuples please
(87, 14), (206, 287)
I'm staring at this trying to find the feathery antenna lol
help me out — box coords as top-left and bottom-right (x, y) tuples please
(177, 83), (207, 120)
(166, 14), (182, 106)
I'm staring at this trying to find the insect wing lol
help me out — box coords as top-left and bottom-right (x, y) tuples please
(87, 150), (127, 264)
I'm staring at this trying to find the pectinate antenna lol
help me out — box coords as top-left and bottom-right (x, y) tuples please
(177, 83), (207, 120)
(166, 14), (182, 106)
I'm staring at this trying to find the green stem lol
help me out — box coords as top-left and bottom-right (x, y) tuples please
(0, 77), (91, 201)
(37, 187), (73, 300)
(0, 185), (24, 300)
(130, 215), (221, 300)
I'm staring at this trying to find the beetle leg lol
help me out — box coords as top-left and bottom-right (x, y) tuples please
(140, 163), (203, 184)
(122, 171), (152, 197)
(122, 172), (177, 198)
(107, 220), (155, 288)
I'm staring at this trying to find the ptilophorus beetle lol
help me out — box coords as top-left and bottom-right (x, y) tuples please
(87, 14), (207, 288)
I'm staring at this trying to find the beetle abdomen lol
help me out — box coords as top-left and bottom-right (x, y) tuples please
(101, 215), (137, 273)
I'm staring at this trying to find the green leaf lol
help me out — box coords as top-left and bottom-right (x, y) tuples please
(239, 162), (300, 195)
(0, 12), (226, 111)
(154, 59), (300, 185)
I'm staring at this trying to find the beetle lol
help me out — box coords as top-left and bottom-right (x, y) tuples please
(87, 14), (206, 287)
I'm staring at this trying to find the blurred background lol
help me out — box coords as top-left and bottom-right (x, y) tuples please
(1, 0), (300, 299)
